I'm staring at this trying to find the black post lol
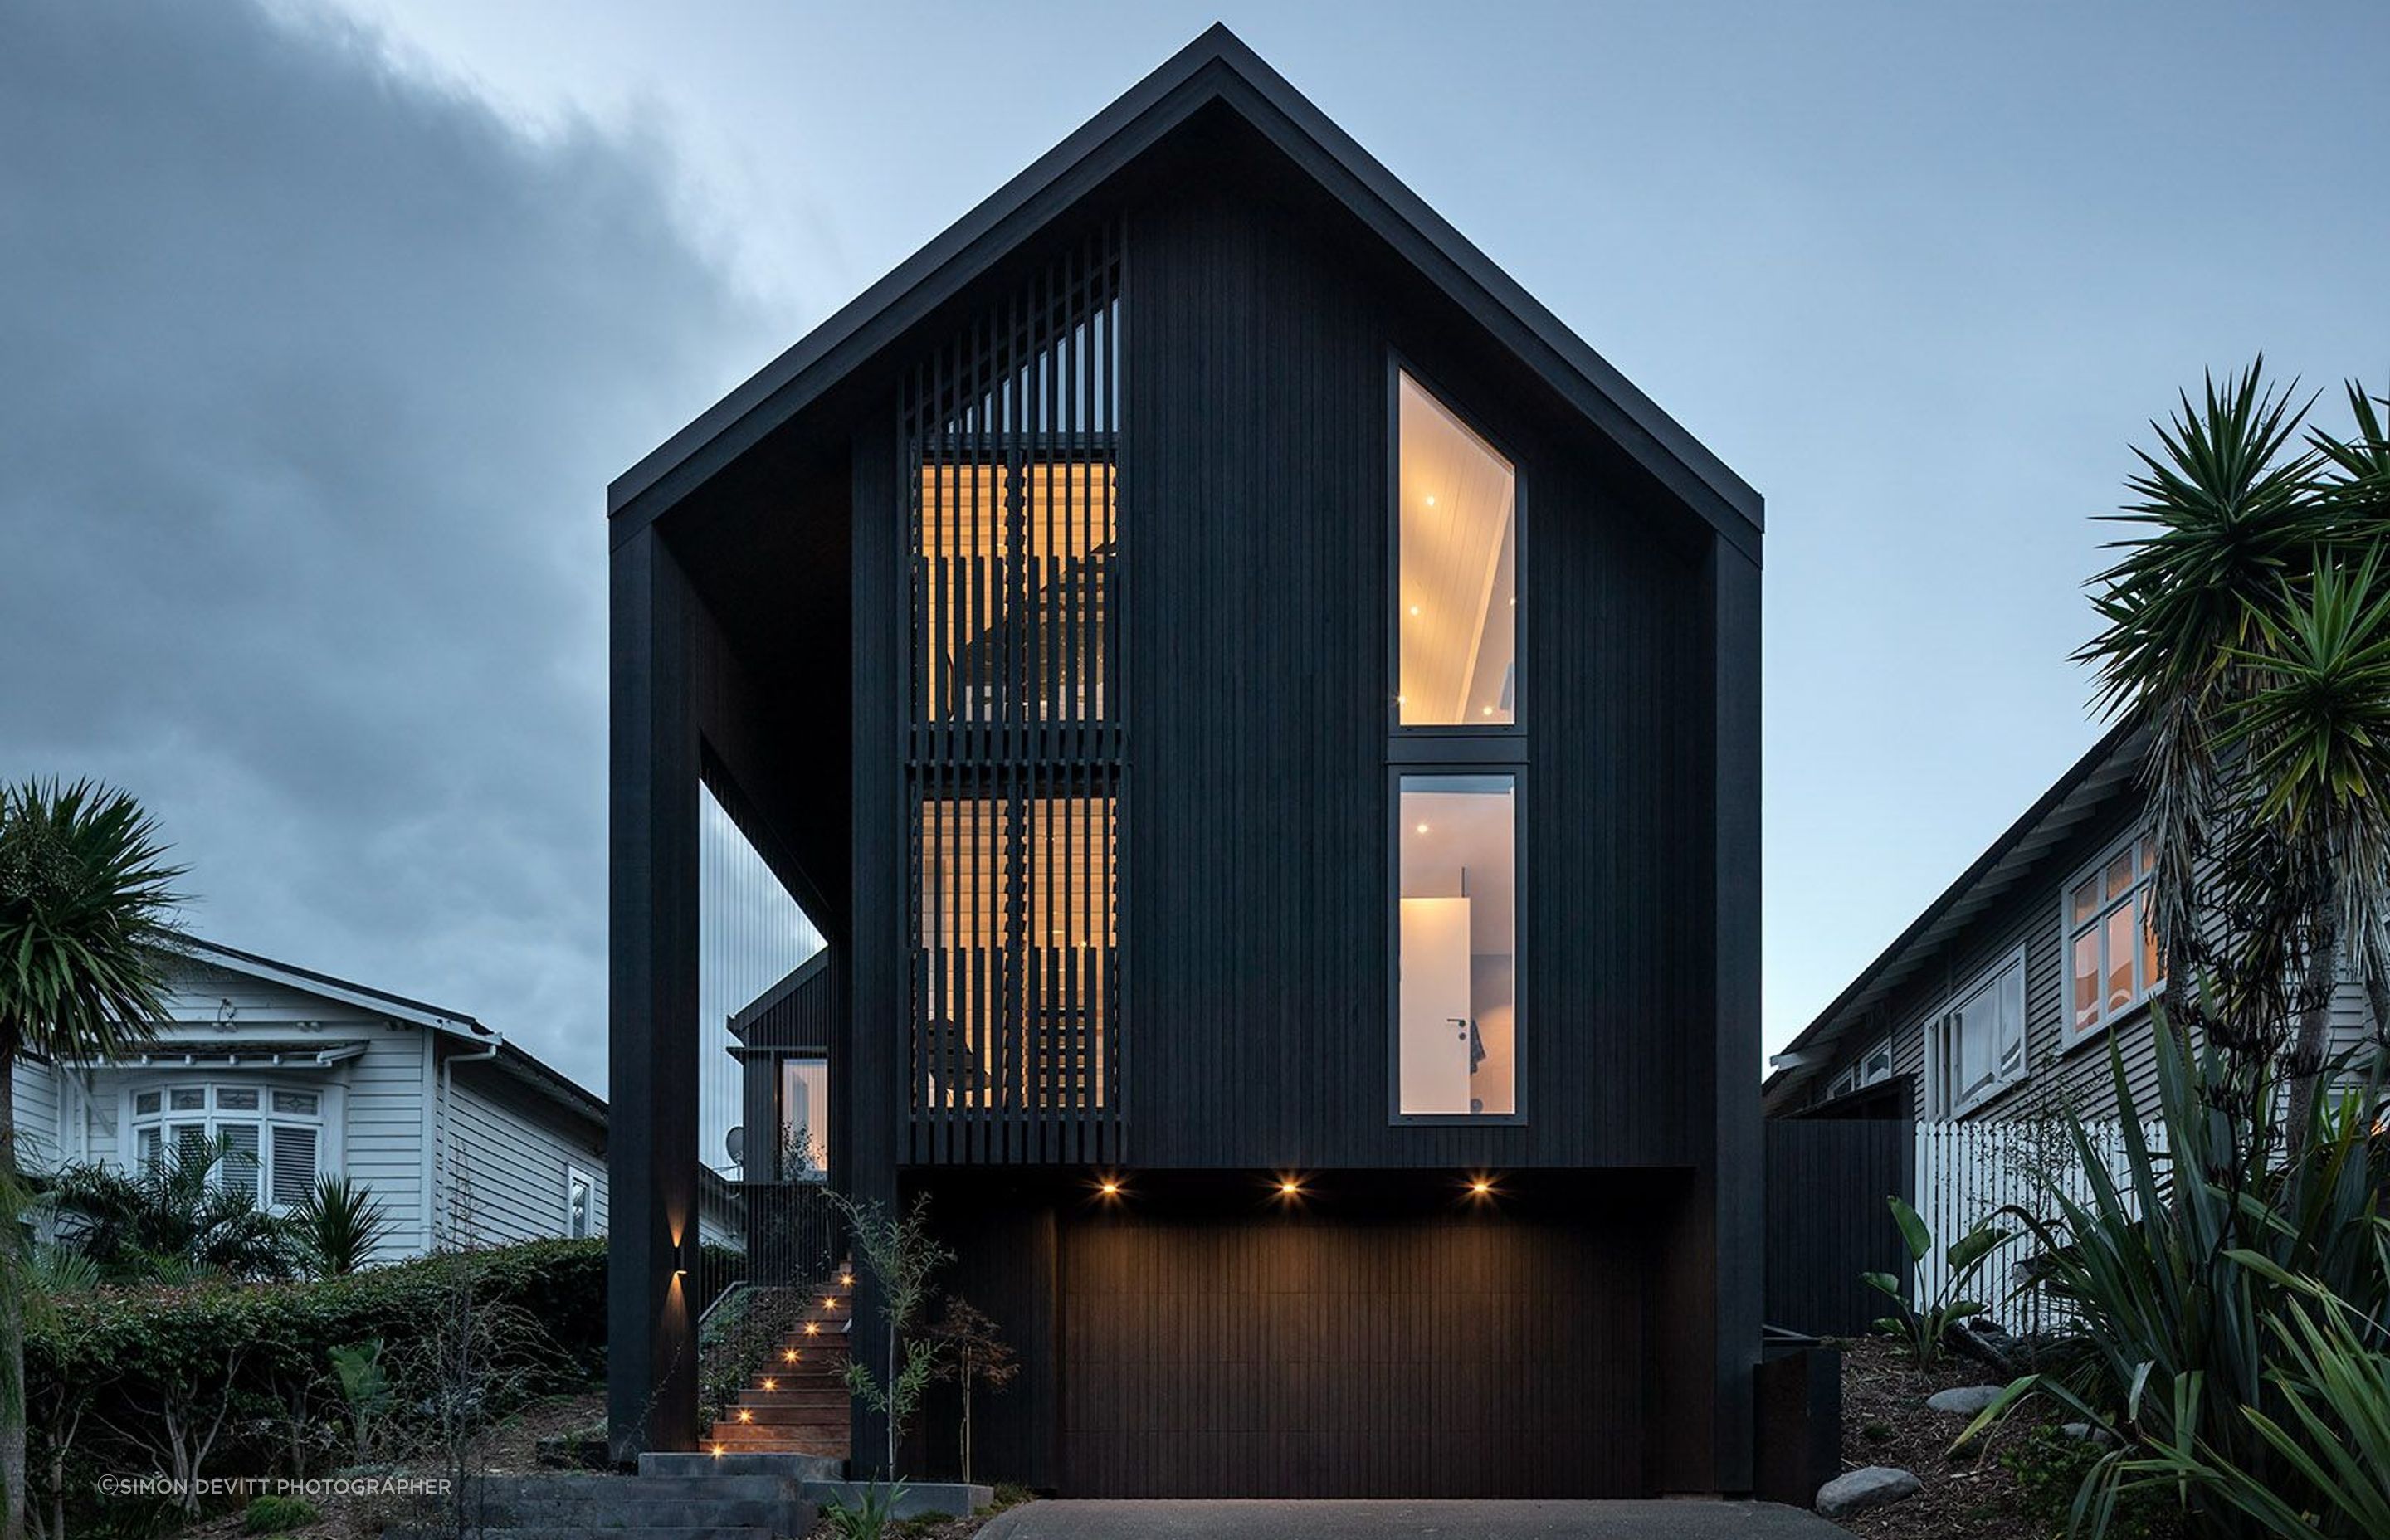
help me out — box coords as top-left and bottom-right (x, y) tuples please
(608, 525), (703, 1460)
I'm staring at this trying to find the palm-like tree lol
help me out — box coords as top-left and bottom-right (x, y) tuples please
(0, 779), (184, 1540)
(2079, 363), (2390, 1136)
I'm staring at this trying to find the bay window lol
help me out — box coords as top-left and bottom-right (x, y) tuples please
(129, 1082), (324, 1208)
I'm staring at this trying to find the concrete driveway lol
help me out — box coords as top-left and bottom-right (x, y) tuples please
(978, 1499), (1850, 1538)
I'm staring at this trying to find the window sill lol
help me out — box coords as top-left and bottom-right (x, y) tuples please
(1943, 1074), (2025, 1121)
(2061, 992), (2163, 1060)
(1389, 1113), (1528, 1128)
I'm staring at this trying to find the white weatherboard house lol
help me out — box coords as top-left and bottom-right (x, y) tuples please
(7, 937), (608, 1264)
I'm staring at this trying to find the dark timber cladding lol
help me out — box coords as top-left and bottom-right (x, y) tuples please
(903, 225), (1123, 1165)
(607, 24), (1763, 1494)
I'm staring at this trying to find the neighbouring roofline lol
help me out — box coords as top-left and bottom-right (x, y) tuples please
(726, 950), (830, 1043)
(607, 22), (1763, 558)
(1763, 716), (2149, 1110)
(167, 935), (607, 1125)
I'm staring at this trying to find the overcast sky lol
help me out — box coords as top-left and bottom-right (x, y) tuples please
(7, 2), (2386, 1097)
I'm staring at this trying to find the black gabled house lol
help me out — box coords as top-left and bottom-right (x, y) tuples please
(609, 24), (1763, 1498)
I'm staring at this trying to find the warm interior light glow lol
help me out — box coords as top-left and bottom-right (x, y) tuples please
(1099, 1178), (1121, 1196)
(1279, 1179), (1300, 1196)
(1415, 822), (1430, 835)
(1471, 1178), (1493, 1196)
(1398, 373), (1516, 725)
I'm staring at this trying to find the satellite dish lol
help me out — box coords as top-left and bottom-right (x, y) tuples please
(725, 1126), (745, 1167)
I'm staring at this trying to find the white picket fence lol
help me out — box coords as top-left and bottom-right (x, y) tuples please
(1911, 1117), (2168, 1336)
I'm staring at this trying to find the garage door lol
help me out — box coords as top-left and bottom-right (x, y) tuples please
(1061, 1214), (1646, 1496)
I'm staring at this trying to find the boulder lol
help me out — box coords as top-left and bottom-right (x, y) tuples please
(2061, 1421), (2119, 1449)
(1817, 1465), (1921, 1518)
(1927, 1384), (2005, 1415)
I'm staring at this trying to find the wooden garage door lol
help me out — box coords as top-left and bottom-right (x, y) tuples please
(1061, 1215), (1646, 1497)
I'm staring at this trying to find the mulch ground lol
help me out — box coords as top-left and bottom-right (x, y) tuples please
(1832, 1336), (2047, 1539)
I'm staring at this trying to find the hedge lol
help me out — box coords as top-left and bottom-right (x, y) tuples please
(22, 1238), (607, 1525)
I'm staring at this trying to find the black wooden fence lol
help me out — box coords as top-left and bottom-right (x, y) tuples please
(1763, 1116), (1914, 1338)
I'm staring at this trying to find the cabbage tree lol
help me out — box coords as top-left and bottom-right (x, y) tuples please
(0, 779), (184, 1540)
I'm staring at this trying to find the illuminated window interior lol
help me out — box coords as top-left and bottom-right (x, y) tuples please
(917, 459), (1114, 724)
(915, 791), (1116, 1109)
(778, 1056), (829, 1182)
(1397, 774), (1517, 1116)
(1398, 375), (1516, 726)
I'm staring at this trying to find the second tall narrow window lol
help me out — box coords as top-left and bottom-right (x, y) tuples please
(1397, 373), (1517, 727)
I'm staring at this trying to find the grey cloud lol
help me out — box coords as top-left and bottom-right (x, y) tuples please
(1, 0), (770, 1094)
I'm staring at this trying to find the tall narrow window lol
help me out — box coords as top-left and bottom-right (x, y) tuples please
(778, 1056), (831, 1182)
(1397, 373), (1517, 726)
(1397, 774), (1518, 1116)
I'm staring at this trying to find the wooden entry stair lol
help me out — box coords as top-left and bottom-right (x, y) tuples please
(705, 1265), (855, 1459)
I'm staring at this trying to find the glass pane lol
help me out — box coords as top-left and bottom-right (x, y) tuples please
(2105, 851), (2134, 903)
(568, 1175), (592, 1238)
(137, 1126), (162, 1172)
(173, 1123), (209, 1165)
(2070, 879), (2099, 928)
(222, 1124), (261, 1200)
(170, 1087), (205, 1111)
(1997, 964), (2026, 1077)
(272, 1089), (319, 1116)
(135, 1090), (161, 1115)
(917, 459), (1115, 724)
(1398, 375), (1517, 726)
(779, 1058), (831, 1182)
(2137, 836), (2156, 877)
(216, 1087), (259, 1111)
(2104, 905), (2136, 1012)
(916, 791), (1117, 1112)
(2073, 930), (2100, 1031)
(1397, 774), (1517, 1115)
(2139, 891), (2163, 992)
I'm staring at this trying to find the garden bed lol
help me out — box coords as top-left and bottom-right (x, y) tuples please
(1832, 1336), (2171, 1540)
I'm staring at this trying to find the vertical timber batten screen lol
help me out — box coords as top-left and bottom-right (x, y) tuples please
(902, 224), (1124, 1164)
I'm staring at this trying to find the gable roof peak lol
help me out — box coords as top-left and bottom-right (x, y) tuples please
(611, 22), (1760, 553)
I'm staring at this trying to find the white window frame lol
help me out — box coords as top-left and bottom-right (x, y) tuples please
(121, 1079), (339, 1212)
(1924, 947), (2027, 1119)
(564, 1163), (598, 1240)
(2061, 828), (2163, 1046)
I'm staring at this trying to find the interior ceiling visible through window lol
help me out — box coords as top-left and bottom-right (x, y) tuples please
(1399, 373), (1516, 726)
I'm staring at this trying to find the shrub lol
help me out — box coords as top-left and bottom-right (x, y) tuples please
(2002, 1425), (2165, 1540)
(1862, 1194), (2009, 1367)
(21, 1237), (603, 1533)
(241, 1494), (320, 1533)
(1959, 1016), (2389, 1537)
